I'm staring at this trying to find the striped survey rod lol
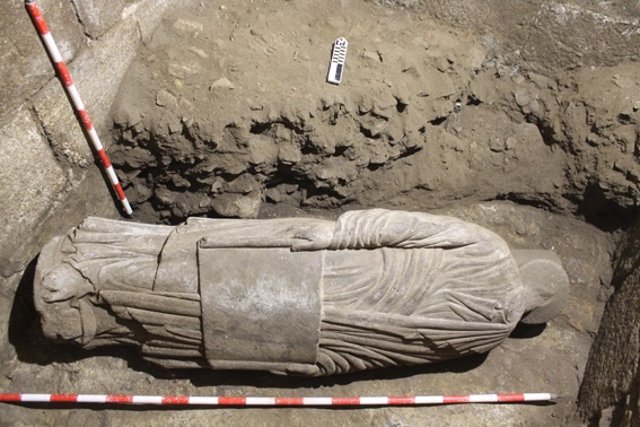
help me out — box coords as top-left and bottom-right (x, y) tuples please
(24, 0), (133, 216)
(0, 392), (557, 407)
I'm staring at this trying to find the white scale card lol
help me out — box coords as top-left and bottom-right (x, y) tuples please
(327, 37), (348, 85)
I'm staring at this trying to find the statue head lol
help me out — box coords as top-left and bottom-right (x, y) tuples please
(512, 249), (570, 325)
(34, 237), (97, 345)
(41, 263), (93, 304)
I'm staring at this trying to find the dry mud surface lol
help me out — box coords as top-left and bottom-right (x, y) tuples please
(110, 0), (640, 228)
(2, 0), (640, 426)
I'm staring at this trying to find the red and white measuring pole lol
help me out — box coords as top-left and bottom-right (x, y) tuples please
(24, 0), (133, 216)
(0, 392), (556, 407)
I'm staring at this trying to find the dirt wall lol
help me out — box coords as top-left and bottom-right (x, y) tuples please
(425, 0), (640, 72)
(110, 1), (640, 229)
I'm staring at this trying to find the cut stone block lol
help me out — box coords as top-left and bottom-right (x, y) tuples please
(579, 219), (640, 421)
(0, 107), (68, 276)
(0, 0), (85, 118)
(32, 0), (176, 166)
(71, 0), (127, 39)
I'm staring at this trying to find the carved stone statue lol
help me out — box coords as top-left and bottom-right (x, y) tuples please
(34, 209), (568, 376)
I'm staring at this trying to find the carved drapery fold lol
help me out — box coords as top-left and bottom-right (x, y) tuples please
(34, 209), (551, 376)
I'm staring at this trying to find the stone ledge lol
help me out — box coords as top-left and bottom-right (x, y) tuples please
(0, 107), (68, 277)
(0, 0), (178, 277)
(0, 0), (86, 118)
(32, 0), (177, 167)
(71, 0), (128, 39)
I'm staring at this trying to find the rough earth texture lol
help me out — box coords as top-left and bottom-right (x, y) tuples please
(109, 0), (640, 229)
(425, 0), (640, 72)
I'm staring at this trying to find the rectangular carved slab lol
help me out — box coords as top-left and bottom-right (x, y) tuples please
(198, 246), (322, 370)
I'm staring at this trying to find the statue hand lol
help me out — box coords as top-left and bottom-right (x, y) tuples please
(291, 222), (334, 251)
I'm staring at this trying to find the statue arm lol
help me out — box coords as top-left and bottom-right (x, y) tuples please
(192, 210), (494, 253)
(294, 209), (508, 253)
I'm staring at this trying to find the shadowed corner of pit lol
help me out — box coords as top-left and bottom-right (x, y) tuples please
(508, 322), (547, 339)
(8, 256), (49, 363)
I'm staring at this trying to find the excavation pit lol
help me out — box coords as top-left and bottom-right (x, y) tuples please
(1, 1), (639, 425)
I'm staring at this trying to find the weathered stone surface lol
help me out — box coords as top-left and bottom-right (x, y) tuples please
(70, 0), (127, 39)
(0, 1), (637, 426)
(0, 0), (85, 118)
(0, 274), (19, 353)
(2, 201), (612, 426)
(34, 209), (570, 376)
(2, 166), (120, 279)
(578, 218), (640, 422)
(32, 0), (177, 166)
(0, 107), (68, 277)
(0, 0), (173, 276)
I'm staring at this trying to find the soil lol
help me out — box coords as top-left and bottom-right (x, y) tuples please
(109, 0), (640, 229)
(2, 0), (639, 426)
